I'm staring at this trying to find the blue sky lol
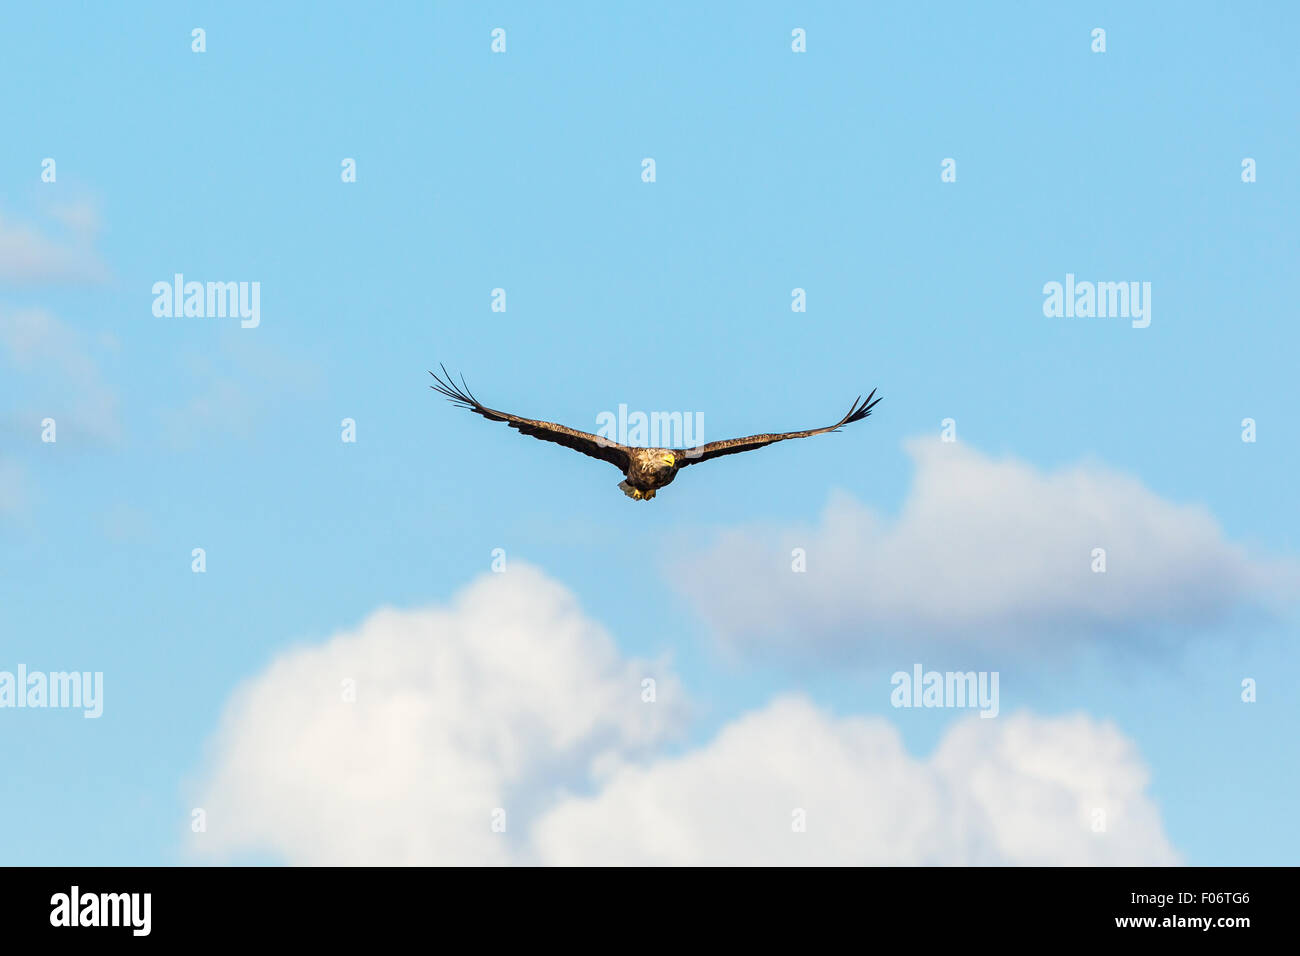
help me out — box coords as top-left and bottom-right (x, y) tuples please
(1, 2), (1296, 865)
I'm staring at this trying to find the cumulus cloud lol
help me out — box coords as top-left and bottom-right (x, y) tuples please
(192, 566), (1178, 866)
(669, 439), (1297, 655)
(534, 698), (1179, 866)
(189, 565), (684, 865)
(0, 212), (108, 284)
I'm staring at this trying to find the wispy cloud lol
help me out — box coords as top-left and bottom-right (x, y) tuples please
(45, 199), (103, 242)
(0, 458), (25, 517)
(159, 334), (325, 449)
(0, 307), (121, 445)
(0, 211), (109, 285)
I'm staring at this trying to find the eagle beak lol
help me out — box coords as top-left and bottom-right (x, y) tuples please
(661, 453), (676, 466)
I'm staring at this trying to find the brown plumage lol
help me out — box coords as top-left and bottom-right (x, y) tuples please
(429, 366), (881, 501)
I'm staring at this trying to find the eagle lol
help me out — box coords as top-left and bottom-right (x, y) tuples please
(430, 366), (882, 501)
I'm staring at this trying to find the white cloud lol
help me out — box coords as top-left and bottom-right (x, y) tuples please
(669, 439), (1297, 654)
(192, 566), (1178, 866)
(190, 565), (684, 865)
(534, 698), (1179, 866)
(0, 212), (108, 284)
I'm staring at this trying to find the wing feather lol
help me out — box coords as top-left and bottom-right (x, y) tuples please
(430, 366), (632, 471)
(677, 390), (882, 467)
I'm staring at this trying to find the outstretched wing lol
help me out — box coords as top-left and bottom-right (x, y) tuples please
(430, 366), (632, 471)
(677, 390), (881, 468)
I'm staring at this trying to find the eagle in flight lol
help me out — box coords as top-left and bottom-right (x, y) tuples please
(430, 366), (882, 501)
